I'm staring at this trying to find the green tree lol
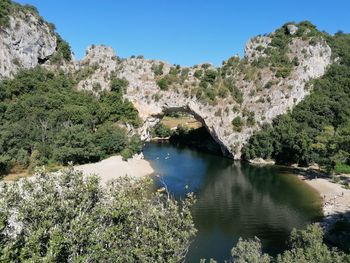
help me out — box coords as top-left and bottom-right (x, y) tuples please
(206, 224), (349, 262)
(0, 67), (142, 175)
(151, 63), (164, 76)
(200, 69), (217, 86)
(0, 169), (196, 262)
(157, 75), (176, 90)
(110, 76), (129, 93)
(277, 224), (348, 263)
(0, 155), (11, 175)
(93, 124), (128, 157)
(50, 34), (72, 63)
(152, 123), (172, 138)
(0, 0), (11, 27)
(194, 69), (203, 78)
(52, 125), (100, 164)
(231, 237), (271, 263)
(232, 116), (243, 132)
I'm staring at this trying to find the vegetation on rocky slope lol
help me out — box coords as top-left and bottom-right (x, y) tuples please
(243, 32), (350, 173)
(0, 0), (11, 27)
(152, 122), (173, 138)
(0, 67), (141, 175)
(152, 21), (327, 109)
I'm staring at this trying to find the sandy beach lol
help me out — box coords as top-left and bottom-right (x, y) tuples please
(299, 175), (350, 248)
(299, 176), (350, 216)
(75, 155), (154, 185)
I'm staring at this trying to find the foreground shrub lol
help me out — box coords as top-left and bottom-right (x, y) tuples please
(202, 224), (349, 263)
(0, 169), (196, 262)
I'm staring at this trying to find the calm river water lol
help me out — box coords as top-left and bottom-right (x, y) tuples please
(143, 141), (322, 262)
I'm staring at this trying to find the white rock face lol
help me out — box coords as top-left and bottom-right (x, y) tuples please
(74, 35), (332, 159)
(244, 36), (271, 62)
(120, 40), (331, 158)
(0, 11), (57, 78)
(287, 24), (298, 35)
(0, 11), (332, 159)
(75, 45), (119, 93)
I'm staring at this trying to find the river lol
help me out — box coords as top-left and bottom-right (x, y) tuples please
(143, 141), (323, 262)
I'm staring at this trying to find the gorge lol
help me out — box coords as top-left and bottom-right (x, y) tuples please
(0, 6), (333, 160)
(1, 1), (350, 262)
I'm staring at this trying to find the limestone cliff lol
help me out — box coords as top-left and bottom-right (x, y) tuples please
(0, 6), (57, 78)
(0, 9), (333, 159)
(75, 24), (332, 158)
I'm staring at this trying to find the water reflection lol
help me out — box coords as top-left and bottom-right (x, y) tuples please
(143, 142), (322, 262)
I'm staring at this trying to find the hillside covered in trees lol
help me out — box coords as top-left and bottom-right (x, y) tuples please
(242, 32), (350, 174)
(0, 67), (141, 175)
(0, 0), (349, 176)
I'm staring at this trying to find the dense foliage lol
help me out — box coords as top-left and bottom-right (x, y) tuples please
(0, 0), (11, 27)
(202, 224), (350, 263)
(0, 169), (196, 262)
(0, 67), (141, 175)
(156, 65), (187, 91)
(251, 21), (320, 78)
(243, 32), (350, 172)
(50, 34), (72, 63)
(152, 122), (172, 138)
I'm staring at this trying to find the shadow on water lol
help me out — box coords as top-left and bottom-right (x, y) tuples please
(323, 210), (350, 252)
(143, 142), (323, 262)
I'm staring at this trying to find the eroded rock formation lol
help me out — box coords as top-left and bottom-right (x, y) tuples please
(0, 15), (333, 159)
(0, 10), (57, 78)
(73, 27), (331, 158)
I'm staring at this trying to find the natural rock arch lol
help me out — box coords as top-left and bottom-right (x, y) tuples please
(0, 16), (333, 159)
(117, 37), (332, 158)
(140, 105), (233, 157)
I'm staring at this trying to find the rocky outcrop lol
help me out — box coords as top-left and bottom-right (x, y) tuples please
(0, 13), (333, 159)
(73, 27), (332, 159)
(75, 45), (120, 93)
(0, 10), (57, 78)
(244, 36), (271, 62)
(287, 24), (298, 35)
(118, 36), (331, 158)
(249, 158), (275, 165)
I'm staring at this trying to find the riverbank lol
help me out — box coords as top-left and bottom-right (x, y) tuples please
(249, 160), (349, 215)
(299, 175), (350, 216)
(298, 171), (350, 249)
(249, 160), (350, 217)
(75, 154), (154, 185)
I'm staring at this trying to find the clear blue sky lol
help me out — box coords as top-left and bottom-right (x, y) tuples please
(16, 0), (350, 66)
